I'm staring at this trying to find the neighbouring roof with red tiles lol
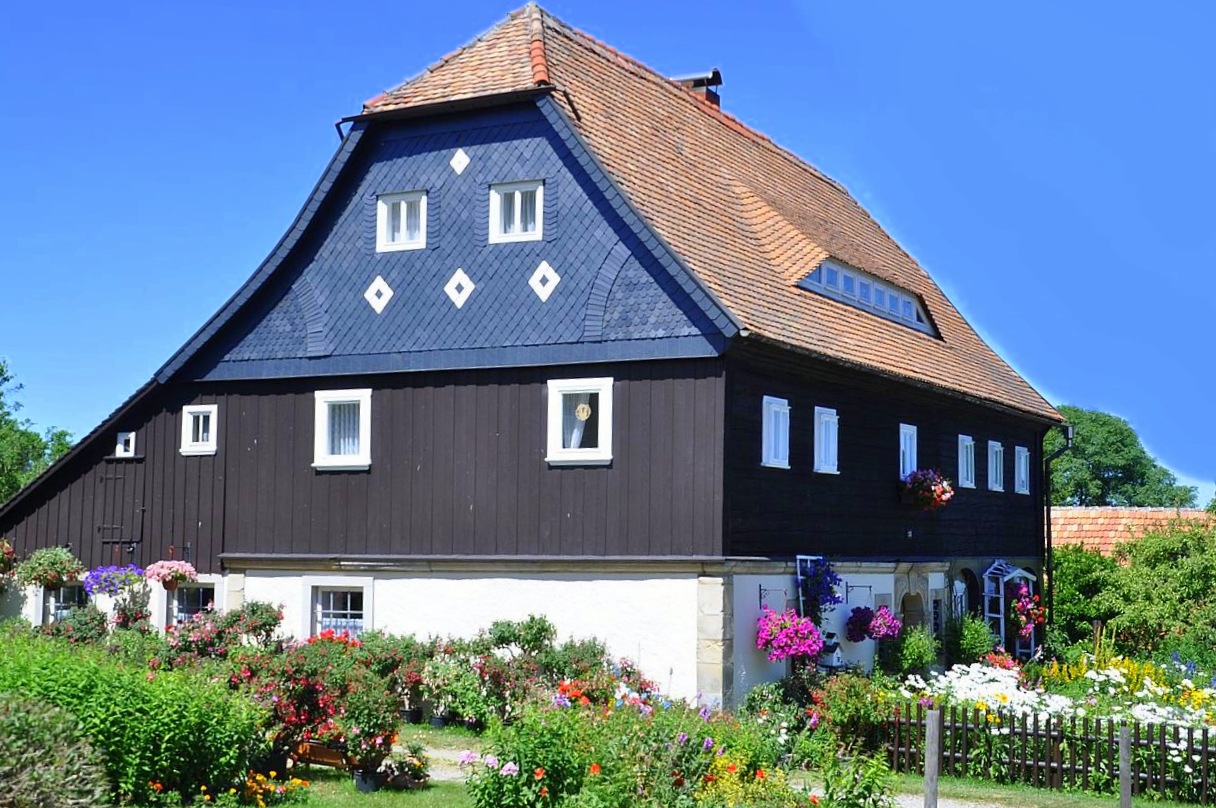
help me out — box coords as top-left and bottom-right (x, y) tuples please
(364, 5), (1060, 422)
(1053, 507), (1215, 555)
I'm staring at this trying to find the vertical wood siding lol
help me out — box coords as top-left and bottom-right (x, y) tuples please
(0, 360), (726, 569)
(723, 344), (1048, 560)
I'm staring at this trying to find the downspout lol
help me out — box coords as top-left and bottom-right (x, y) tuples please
(1043, 423), (1075, 642)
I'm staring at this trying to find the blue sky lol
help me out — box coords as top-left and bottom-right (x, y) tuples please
(0, 1), (1211, 503)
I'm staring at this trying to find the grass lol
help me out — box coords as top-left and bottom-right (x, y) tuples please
(893, 773), (1199, 808)
(302, 769), (470, 807)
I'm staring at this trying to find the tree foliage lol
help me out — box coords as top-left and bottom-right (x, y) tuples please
(1046, 404), (1196, 507)
(0, 360), (72, 505)
(1052, 517), (1216, 666)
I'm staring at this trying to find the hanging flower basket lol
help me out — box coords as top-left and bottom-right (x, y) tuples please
(14, 547), (85, 589)
(144, 560), (198, 590)
(899, 469), (955, 511)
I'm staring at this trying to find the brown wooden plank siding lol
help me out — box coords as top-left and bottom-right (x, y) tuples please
(723, 342), (1048, 561)
(0, 360), (726, 569)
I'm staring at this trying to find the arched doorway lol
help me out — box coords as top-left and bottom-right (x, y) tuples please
(959, 569), (981, 617)
(900, 592), (925, 629)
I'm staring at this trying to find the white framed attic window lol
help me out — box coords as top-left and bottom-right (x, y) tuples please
(988, 440), (1005, 492)
(376, 191), (427, 252)
(957, 435), (976, 488)
(313, 389), (372, 470)
(813, 406), (839, 474)
(180, 404), (218, 456)
(761, 395), (790, 469)
(115, 431), (136, 458)
(800, 260), (935, 336)
(899, 423), (917, 478)
(546, 377), (613, 466)
(1014, 445), (1030, 495)
(490, 180), (544, 243)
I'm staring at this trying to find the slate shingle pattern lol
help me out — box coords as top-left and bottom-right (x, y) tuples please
(365, 5), (1059, 421)
(1052, 507), (1214, 555)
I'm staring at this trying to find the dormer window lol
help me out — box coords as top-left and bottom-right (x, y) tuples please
(800, 261), (935, 335)
(115, 431), (136, 458)
(490, 181), (544, 243)
(376, 191), (427, 252)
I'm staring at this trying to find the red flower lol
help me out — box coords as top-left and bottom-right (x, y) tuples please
(727, 763), (738, 774)
(589, 763), (601, 776)
(534, 767), (545, 780)
(756, 769), (766, 779)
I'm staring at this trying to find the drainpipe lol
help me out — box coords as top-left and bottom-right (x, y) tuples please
(1043, 423), (1075, 641)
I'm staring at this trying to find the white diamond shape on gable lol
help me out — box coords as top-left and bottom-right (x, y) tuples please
(529, 260), (561, 303)
(449, 148), (470, 175)
(363, 275), (394, 314)
(444, 268), (475, 309)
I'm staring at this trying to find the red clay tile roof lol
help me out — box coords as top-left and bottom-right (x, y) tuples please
(1052, 507), (1215, 555)
(364, 5), (1060, 422)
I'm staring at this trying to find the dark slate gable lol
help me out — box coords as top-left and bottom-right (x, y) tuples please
(178, 101), (731, 382)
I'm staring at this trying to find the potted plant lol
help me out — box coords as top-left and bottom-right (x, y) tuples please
(144, 559), (198, 591)
(899, 468), (955, 511)
(83, 564), (144, 597)
(14, 547), (85, 589)
(0, 539), (16, 592)
(379, 742), (430, 790)
(336, 666), (402, 792)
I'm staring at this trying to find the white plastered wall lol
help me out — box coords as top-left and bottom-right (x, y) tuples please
(242, 570), (702, 700)
(731, 574), (794, 702)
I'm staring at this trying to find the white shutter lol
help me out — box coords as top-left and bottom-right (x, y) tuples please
(988, 441), (1005, 491)
(762, 396), (790, 468)
(1015, 446), (1030, 494)
(899, 424), (917, 477)
(958, 435), (975, 488)
(814, 407), (839, 473)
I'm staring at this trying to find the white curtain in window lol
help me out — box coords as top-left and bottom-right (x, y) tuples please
(563, 393), (591, 449)
(520, 189), (537, 232)
(193, 414), (210, 444)
(329, 402), (361, 456)
(502, 192), (517, 234)
(405, 199), (421, 241)
(388, 201), (403, 242)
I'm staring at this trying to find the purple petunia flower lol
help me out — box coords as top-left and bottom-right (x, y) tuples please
(699, 705), (711, 721)
(483, 754), (499, 769)
(500, 762), (520, 776)
(677, 732), (689, 745)
(702, 737), (714, 751)
(458, 750), (478, 766)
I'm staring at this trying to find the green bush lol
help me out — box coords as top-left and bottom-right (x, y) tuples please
(1052, 544), (1119, 645)
(820, 752), (895, 808)
(943, 613), (996, 665)
(814, 672), (893, 752)
(893, 625), (939, 676)
(0, 631), (267, 804)
(0, 691), (110, 807)
(43, 603), (110, 644)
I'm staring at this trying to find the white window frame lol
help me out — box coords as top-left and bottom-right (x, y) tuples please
(957, 434), (976, 488)
(375, 190), (427, 252)
(899, 423), (918, 478)
(1015, 445), (1030, 495)
(180, 404), (219, 456)
(305, 576), (374, 638)
(172, 583), (217, 624)
(761, 395), (791, 469)
(988, 440), (1005, 492)
(313, 389), (372, 471)
(115, 431), (136, 458)
(813, 406), (839, 474)
(489, 180), (544, 243)
(546, 377), (614, 466)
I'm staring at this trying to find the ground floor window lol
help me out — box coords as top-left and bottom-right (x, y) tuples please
(44, 584), (87, 624)
(174, 585), (215, 624)
(313, 588), (364, 635)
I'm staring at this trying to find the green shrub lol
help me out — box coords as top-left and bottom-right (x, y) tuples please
(814, 673), (892, 752)
(0, 691), (110, 807)
(944, 613), (996, 665)
(1052, 544), (1119, 645)
(43, 603), (110, 644)
(0, 631), (267, 804)
(892, 625), (938, 676)
(820, 752), (895, 808)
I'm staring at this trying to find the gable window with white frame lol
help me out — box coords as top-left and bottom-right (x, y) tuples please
(1014, 446), (1030, 495)
(813, 406), (839, 474)
(799, 260), (936, 336)
(957, 435), (976, 488)
(761, 396), (791, 469)
(899, 423), (918, 478)
(546, 377), (613, 465)
(988, 441), (1005, 491)
(180, 404), (218, 456)
(313, 389), (372, 470)
(314, 588), (365, 635)
(490, 180), (544, 243)
(376, 191), (427, 252)
(115, 431), (136, 458)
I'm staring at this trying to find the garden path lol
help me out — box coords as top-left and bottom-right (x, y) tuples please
(893, 796), (1000, 808)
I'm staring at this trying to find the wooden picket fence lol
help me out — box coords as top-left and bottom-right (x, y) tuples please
(887, 702), (1216, 803)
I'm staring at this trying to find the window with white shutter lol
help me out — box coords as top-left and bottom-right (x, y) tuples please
(899, 424), (918, 478)
(988, 441), (1005, 491)
(1015, 446), (1030, 495)
(958, 435), (975, 488)
(761, 396), (791, 469)
(814, 406), (839, 474)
